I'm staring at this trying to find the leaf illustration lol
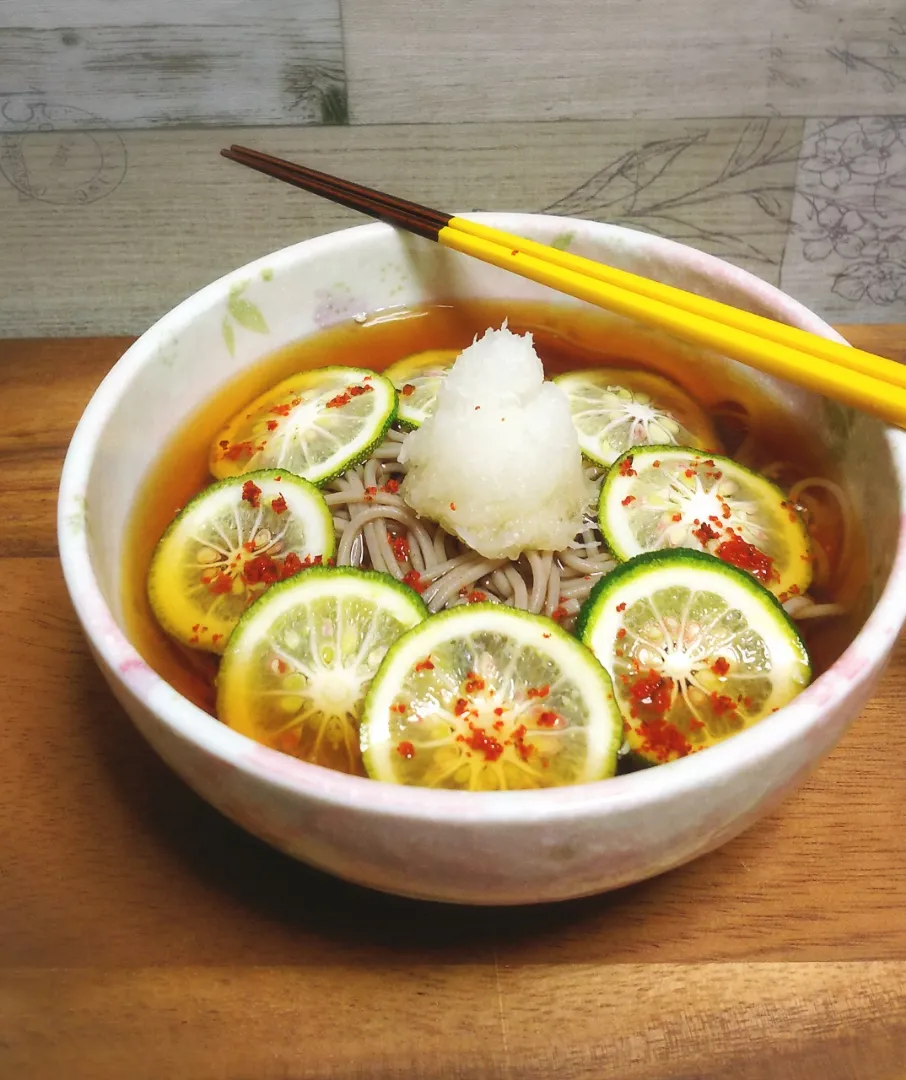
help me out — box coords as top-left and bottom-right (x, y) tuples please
(749, 189), (789, 220)
(550, 230), (575, 251)
(222, 316), (236, 356)
(542, 135), (705, 219)
(635, 211), (776, 265)
(718, 119), (772, 180)
(227, 296), (269, 334)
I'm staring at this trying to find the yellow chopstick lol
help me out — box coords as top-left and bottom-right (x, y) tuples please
(439, 220), (906, 429)
(448, 216), (906, 395)
(220, 144), (906, 428)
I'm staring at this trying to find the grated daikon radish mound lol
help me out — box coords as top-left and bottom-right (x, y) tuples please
(399, 325), (593, 560)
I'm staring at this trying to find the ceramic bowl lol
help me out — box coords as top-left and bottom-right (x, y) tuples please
(58, 214), (906, 905)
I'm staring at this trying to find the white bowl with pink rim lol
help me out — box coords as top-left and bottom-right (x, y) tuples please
(57, 213), (906, 905)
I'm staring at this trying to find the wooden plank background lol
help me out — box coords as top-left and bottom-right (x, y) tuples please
(0, 1), (345, 129)
(3, 328), (906, 1079)
(2, 4), (906, 335)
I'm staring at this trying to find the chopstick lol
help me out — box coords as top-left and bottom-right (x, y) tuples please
(221, 144), (906, 429)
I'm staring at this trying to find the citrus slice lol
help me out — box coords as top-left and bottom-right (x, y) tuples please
(599, 446), (812, 599)
(361, 604), (622, 790)
(218, 567), (427, 775)
(210, 366), (397, 483)
(577, 549), (811, 766)
(553, 368), (720, 467)
(384, 348), (459, 429)
(148, 470), (334, 653)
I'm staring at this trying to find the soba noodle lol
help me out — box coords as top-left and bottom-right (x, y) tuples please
(325, 431), (616, 625)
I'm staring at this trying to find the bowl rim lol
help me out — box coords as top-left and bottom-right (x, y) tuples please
(58, 212), (906, 825)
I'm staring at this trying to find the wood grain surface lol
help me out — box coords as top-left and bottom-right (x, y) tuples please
(1, 329), (906, 1078)
(0, 1), (344, 130)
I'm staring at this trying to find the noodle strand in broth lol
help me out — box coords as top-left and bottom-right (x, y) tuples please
(325, 436), (617, 624)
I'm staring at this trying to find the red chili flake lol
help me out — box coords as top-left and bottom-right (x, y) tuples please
(415, 657), (435, 672)
(710, 692), (736, 716)
(543, 632), (551, 639)
(464, 672), (486, 694)
(212, 633), (222, 645)
(192, 623), (200, 633)
(720, 501), (732, 520)
(493, 707), (505, 716)
(692, 521), (719, 545)
(280, 552), (304, 579)
(396, 741), (416, 759)
(270, 404), (292, 417)
(474, 406), (481, 411)
(402, 569), (427, 593)
(243, 553), (281, 586)
(618, 455), (637, 477)
(652, 460), (661, 468)
(326, 392), (351, 408)
(621, 495), (636, 507)
(381, 478), (400, 494)
(512, 724), (534, 762)
(221, 440), (255, 461)
(551, 606), (569, 622)
(388, 531), (410, 562)
(240, 479), (262, 507)
(715, 534), (776, 584)
(291, 398), (301, 407)
(205, 571), (234, 595)
(616, 628), (627, 640)
(788, 583), (800, 595)
(364, 485), (378, 501)
(628, 669), (674, 715)
(526, 685), (550, 699)
(671, 513), (683, 522)
(537, 711), (559, 728)
(390, 703), (407, 715)
(684, 468), (695, 478)
(638, 718), (691, 761)
(401, 383), (416, 397)
(449, 502), (457, 511)
(464, 724), (504, 762)
(688, 716), (706, 732)
(711, 657), (730, 677)
(467, 590), (487, 603)
(703, 460), (715, 467)
(346, 383), (373, 397)
(616, 602), (626, 612)
(270, 494), (288, 515)
(266, 419), (279, 432)
(453, 698), (469, 717)
(492, 719), (504, 730)
(275, 658), (289, 675)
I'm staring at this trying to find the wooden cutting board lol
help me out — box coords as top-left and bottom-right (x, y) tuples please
(1, 327), (905, 1080)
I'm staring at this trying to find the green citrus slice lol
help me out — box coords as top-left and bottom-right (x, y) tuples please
(599, 446), (812, 599)
(553, 368), (720, 467)
(361, 604), (622, 790)
(384, 348), (459, 429)
(210, 366), (397, 483)
(578, 550), (811, 766)
(217, 567), (427, 775)
(148, 470), (335, 653)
